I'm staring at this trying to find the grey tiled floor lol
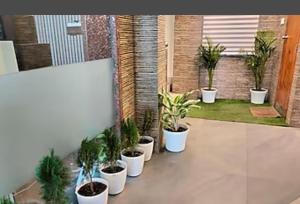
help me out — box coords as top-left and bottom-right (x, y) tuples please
(109, 118), (300, 204)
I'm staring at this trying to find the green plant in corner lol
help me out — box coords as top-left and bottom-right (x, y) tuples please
(141, 109), (154, 135)
(198, 37), (226, 90)
(0, 196), (14, 204)
(35, 149), (70, 204)
(245, 30), (276, 91)
(77, 137), (101, 195)
(121, 118), (139, 156)
(101, 128), (122, 173)
(159, 90), (200, 132)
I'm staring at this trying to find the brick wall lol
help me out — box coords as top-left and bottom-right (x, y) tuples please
(116, 15), (136, 119)
(157, 16), (167, 91)
(173, 15), (286, 101)
(14, 15), (37, 44)
(173, 15), (202, 95)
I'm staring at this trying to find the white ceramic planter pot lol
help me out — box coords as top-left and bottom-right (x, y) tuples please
(99, 160), (127, 195)
(137, 136), (154, 161)
(121, 148), (144, 177)
(163, 124), (189, 152)
(76, 178), (108, 204)
(201, 88), (217, 103)
(250, 88), (268, 104)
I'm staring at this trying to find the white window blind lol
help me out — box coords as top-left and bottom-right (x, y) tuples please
(202, 15), (259, 55)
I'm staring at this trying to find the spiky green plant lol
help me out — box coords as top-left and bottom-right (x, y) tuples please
(141, 109), (154, 135)
(198, 37), (226, 90)
(245, 30), (276, 91)
(77, 137), (101, 195)
(101, 128), (122, 172)
(0, 196), (14, 204)
(121, 118), (139, 156)
(35, 149), (70, 204)
(159, 90), (200, 132)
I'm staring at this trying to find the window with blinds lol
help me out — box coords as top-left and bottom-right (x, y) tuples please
(202, 15), (259, 55)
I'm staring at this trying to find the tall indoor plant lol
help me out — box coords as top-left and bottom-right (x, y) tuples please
(76, 137), (108, 204)
(35, 149), (70, 204)
(99, 128), (127, 195)
(159, 90), (200, 152)
(198, 38), (225, 103)
(245, 30), (276, 104)
(137, 109), (155, 161)
(121, 118), (145, 177)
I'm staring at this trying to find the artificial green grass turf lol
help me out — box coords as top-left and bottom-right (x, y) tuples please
(187, 99), (287, 127)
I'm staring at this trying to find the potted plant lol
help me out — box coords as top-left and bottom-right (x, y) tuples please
(121, 118), (145, 177)
(99, 128), (127, 195)
(198, 37), (226, 103)
(35, 149), (70, 204)
(245, 30), (276, 104)
(159, 90), (200, 152)
(137, 109), (155, 161)
(76, 137), (108, 204)
(0, 196), (14, 204)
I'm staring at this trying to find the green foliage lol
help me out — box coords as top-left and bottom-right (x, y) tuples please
(0, 196), (14, 204)
(141, 109), (154, 135)
(77, 137), (101, 194)
(100, 128), (121, 172)
(198, 37), (226, 90)
(245, 30), (276, 91)
(35, 149), (70, 204)
(121, 118), (139, 154)
(159, 90), (200, 132)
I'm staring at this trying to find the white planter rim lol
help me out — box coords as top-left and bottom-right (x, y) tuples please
(250, 88), (268, 93)
(75, 178), (108, 198)
(163, 124), (189, 134)
(138, 136), (154, 146)
(100, 160), (127, 176)
(201, 87), (217, 92)
(121, 148), (144, 160)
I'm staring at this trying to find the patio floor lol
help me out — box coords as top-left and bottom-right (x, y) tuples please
(110, 118), (300, 204)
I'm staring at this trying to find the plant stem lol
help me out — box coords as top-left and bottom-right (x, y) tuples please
(88, 171), (94, 194)
(208, 69), (213, 90)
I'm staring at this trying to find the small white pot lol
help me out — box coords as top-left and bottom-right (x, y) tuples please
(121, 148), (145, 177)
(250, 88), (268, 104)
(163, 124), (189, 152)
(201, 88), (217, 103)
(99, 160), (127, 195)
(76, 178), (108, 204)
(137, 136), (154, 161)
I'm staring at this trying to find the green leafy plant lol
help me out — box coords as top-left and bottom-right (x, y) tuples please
(141, 109), (154, 135)
(35, 149), (70, 204)
(77, 137), (101, 195)
(159, 90), (200, 132)
(0, 196), (14, 204)
(101, 128), (122, 172)
(245, 30), (276, 91)
(198, 37), (226, 90)
(121, 118), (139, 155)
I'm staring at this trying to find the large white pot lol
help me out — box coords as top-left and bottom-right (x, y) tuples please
(99, 160), (127, 195)
(121, 148), (144, 177)
(201, 88), (217, 103)
(137, 136), (154, 161)
(250, 88), (268, 104)
(76, 178), (108, 204)
(163, 124), (189, 152)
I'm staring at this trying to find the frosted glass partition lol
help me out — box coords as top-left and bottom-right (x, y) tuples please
(0, 58), (114, 194)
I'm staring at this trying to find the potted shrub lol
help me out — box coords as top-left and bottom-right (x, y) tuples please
(121, 118), (145, 177)
(0, 196), (14, 204)
(137, 109), (155, 161)
(245, 30), (276, 104)
(198, 38), (225, 103)
(76, 137), (108, 204)
(159, 90), (200, 152)
(99, 128), (127, 195)
(35, 149), (70, 204)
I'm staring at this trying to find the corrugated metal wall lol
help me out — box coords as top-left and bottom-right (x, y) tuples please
(34, 15), (85, 66)
(203, 15), (259, 55)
